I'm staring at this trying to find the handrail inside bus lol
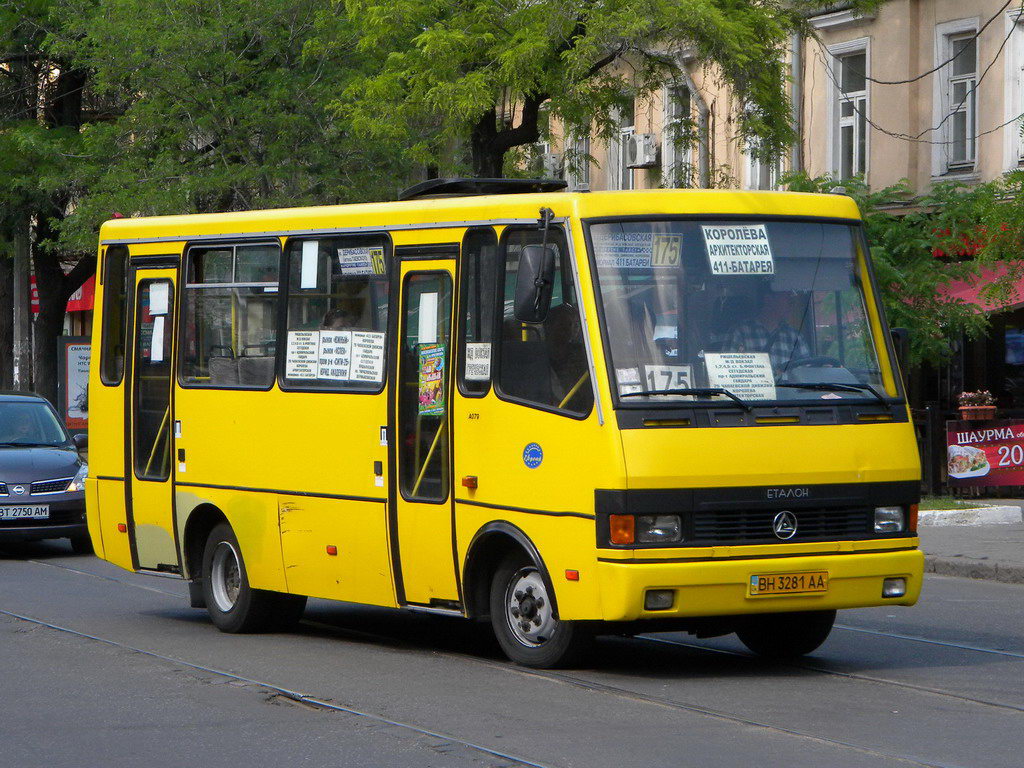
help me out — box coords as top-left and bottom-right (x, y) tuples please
(143, 406), (171, 477)
(558, 371), (590, 410)
(411, 421), (446, 497)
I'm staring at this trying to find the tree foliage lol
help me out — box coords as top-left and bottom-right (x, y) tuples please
(783, 173), (1024, 365)
(327, 0), (856, 176)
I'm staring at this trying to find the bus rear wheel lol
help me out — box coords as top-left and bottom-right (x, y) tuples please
(735, 609), (836, 659)
(488, 553), (591, 668)
(201, 522), (306, 633)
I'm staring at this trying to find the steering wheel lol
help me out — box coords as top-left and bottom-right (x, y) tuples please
(787, 356), (842, 368)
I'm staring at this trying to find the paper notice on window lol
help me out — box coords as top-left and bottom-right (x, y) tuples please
(337, 247), (376, 276)
(317, 330), (352, 380)
(418, 292), (438, 345)
(616, 367), (643, 396)
(594, 231), (654, 269)
(702, 224), (774, 275)
(150, 316), (165, 362)
(705, 352), (776, 400)
(149, 283), (169, 315)
(465, 342), (492, 381)
(285, 330), (319, 379)
(351, 331), (385, 382)
(300, 241), (319, 289)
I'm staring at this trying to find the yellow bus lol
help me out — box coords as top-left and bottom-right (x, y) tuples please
(85, 179), (923, 668)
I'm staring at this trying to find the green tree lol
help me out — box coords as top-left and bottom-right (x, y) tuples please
(783, 173), (1024, 365)
(2, 0), (410, 401)
(326, 0), (855, 177)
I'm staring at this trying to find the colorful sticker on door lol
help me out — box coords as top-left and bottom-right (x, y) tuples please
(418, 344), (445, 415)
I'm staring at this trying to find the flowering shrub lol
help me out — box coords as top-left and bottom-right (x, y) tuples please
(958, 390), (995, 407)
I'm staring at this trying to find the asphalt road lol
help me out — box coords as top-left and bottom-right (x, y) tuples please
(2, 541), (1022, 768)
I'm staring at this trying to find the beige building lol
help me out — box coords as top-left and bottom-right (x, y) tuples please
(550, 0), (1021, 196)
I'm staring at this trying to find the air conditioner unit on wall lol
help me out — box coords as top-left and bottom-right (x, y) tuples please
(627, 134), (658, 168)
(542, 152), (562, 177)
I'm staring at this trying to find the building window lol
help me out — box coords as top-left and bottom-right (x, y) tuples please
(947, 36), (977, 169)
(662, 83), (692, 187)
(934, 19), (980, 176)
(833, 48), (868, 179)
(745, 135), (774, 189)
(608, 102), (635, 190)
(1004, 10), (1024, 168)
(565, 135), (591, 191)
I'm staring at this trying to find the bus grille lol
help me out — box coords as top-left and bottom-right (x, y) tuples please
(691, 507), (872, 543)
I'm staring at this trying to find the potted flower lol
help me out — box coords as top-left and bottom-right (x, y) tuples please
(958, 390), (996, 421)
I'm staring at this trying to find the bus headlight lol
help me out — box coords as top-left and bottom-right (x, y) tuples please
(874, 506), (904, 533)
(637, 515), (683, 544)
(68, 463), (88, 492)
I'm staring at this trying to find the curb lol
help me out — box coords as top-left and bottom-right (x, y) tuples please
(924, 556), (1024, 585)
(918, 505), (1023, 526)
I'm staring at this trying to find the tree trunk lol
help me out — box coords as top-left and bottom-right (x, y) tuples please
(469, 92), (547, 177)
(0, 252), (12, 389)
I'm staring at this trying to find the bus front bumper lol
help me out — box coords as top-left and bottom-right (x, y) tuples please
(595, 548), (924, 622)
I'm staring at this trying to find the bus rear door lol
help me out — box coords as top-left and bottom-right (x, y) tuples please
(125, 264), (180, 572)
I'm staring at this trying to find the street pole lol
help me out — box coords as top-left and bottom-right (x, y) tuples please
(12, 217), (32, 391)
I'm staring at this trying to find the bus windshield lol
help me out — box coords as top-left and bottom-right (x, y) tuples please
(588, 218), (893, 406)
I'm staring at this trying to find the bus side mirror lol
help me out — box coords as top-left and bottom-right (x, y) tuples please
(514, 244), (556, 323)
(890, 328), (910, 376)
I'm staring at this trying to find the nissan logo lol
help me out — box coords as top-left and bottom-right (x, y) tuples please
(11, 485), (25, 495)
(772, 511), (798, 540)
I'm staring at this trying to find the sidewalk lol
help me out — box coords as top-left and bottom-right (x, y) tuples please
(919, 520), (1024, 584)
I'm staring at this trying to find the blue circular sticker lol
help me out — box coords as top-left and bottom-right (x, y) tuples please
(523, 442), (543, 469)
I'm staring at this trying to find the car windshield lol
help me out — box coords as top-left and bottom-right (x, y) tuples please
(589, 219), (893, 405)
(0, 401), (69, 446)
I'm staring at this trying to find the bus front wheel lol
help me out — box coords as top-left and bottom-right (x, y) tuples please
(488, 553), (591, 668)
(735, 609), (836, 659)
(201, 522), (306, 633)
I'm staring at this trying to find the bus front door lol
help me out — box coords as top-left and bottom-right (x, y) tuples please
(392, 260), (459, 607)
(125, 267), (180, 572)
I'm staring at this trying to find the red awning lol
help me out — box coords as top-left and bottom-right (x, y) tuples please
(29, 274), (96, 315)
(937, 265), (1024, 313)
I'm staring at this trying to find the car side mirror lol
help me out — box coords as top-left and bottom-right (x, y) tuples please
(73, 433), (88, 450)
(890, 328), (910, 378)
(514, 244), (556, 324)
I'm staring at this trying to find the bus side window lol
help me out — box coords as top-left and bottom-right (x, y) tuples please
(458, 228), (498, 396)
(99, 245), (129, 385)
(179, 243), (280, 389)
(497, 228), (593, 416)
(282, 235), (390, 391)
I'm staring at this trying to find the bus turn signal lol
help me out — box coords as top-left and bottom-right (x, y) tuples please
(609, 514), (635, 545)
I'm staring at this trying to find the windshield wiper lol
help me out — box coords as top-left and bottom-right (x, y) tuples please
(620, 387), (752, 411)
(0, 441), (59, 447)
(775, 382), (889, 407)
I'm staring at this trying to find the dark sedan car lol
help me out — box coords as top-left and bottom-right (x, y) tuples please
(0, 392), (90, 553)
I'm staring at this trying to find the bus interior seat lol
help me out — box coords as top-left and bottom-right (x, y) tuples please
(238, 355), (274, 386)
(208, 356), (240, 386)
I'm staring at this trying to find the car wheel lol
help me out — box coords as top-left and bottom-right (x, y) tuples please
(69, 534), (93, 555)
(735, 610), (836, 659)
(201, 522), (304, 633)
(489, 552), (591, 668)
